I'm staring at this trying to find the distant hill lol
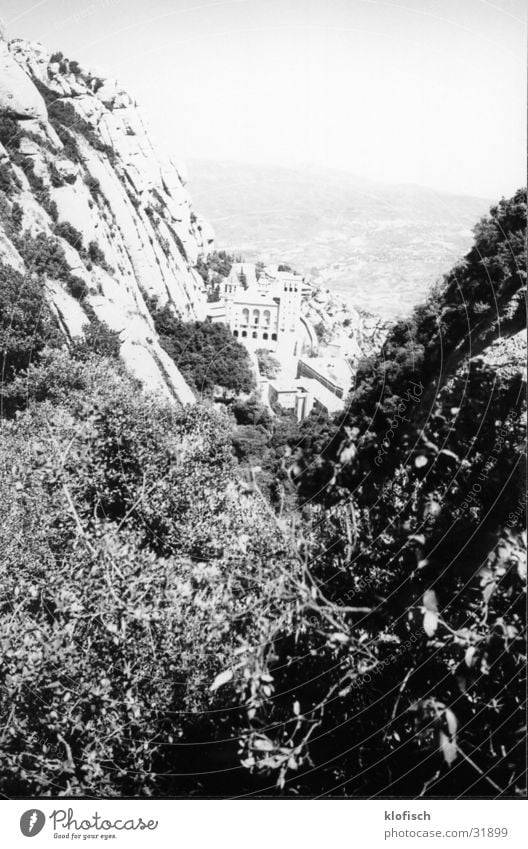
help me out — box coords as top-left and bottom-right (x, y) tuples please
(186, 159), (491, 320)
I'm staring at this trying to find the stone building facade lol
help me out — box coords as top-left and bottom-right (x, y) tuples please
(208, 264), (305, 359)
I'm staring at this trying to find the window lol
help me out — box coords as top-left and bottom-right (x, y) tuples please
(242, 308), (249, 325)
(252, 331), (258, 339)
(263, 309), (271, 326)
(271, 333), (277, 341)
(253, 309), (260, 325)
(233, 330), (239, 337)
(262, 332), (268, 340)
(241, 331), (247, 338)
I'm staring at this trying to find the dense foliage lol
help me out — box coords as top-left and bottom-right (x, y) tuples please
(0, 262), (60, 413)
(0, 340), (299, 796)
(0, 176), (525, 800)
(234, 190), (527, 796)
(195, 250), (241, 301)
(151, 302), (256, 396)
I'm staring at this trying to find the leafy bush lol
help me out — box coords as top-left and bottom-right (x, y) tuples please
(72, 316), (121, 360)
(0, 353), (298, 795)
(83, 174), (101, 200)
(11, 201), (23, 230)
(44, 96), (115, 160)
(0, 262), (60, 399)
(65, 274), (88, 300)
(55, 220), (84, 251)
(15, 231), (69, 280)
(0, 188), (524, 800)
(48, 162), (65, 188)
(0, 117), (20, 151)
(10, 151), (57, 219)
(87, 240), (113, 272)
(0, 160), (20, 197)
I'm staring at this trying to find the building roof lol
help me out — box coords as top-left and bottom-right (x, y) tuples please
(297, 377), (346, 414)
(227, 290), (278, 307)
(299, 355), (353, 392)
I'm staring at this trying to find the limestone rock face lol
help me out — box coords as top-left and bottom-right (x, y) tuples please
(303, 286), (390, 363)
(0, 36), (215, 403)
(0, 40), (47, 120)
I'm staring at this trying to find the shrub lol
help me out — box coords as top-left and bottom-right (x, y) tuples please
(231, 425), (269, 464)
(0, 363), (298, 794)
(83, 174), (101, 200)
(55, 220), (84, 251)
(87, 240), (112, 273)
(0, 161), (20, 196)
(152, 306), (256, 396)
(65, 274), (88, 300)
(72, 317), (121, 360)
(45, 97), (115, 160)
(0, 262), (60, 389)
(256, 348), (281, 378)
(10, 152), (58, 219)
(48, 162), (65, 188)
(0, 117), (20, 151)
(15, 231), (69, 280)
(196, 250), (236, 285)
(11, 202), (23, 230)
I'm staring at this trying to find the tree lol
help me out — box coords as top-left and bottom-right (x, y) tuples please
(255, 348), (281, 378)
(152, 305), (256, 396)
(0, 262), (59, 389)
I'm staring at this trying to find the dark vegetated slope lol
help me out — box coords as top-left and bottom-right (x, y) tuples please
(151, 301), (256, 396)
(236, 189), (526, 797)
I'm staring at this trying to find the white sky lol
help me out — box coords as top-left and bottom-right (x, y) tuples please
(1, 0), (526, 198)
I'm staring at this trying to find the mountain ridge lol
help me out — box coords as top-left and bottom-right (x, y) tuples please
(0, 35), (215, 403)
(186, 157), (492, 319)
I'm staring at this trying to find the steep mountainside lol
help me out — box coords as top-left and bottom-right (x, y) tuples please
(0, 36), (215, 402)
(187, 159), (491, 319)
(238, 190), (526, 796)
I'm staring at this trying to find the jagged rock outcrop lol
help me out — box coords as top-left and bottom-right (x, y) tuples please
(0, 40), (47, 121)
(303, 284), (389, 363)
(0, 35), (215, 402)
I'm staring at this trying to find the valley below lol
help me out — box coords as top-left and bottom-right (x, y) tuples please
(187, 159), (491, 319)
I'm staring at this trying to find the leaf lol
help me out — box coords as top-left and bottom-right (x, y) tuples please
(439, 730), (457, 765)
(444, 708), (458, 737)
(465, 646), (477, 667)
(482, 582), (496, 604)
(253, 737), (274, 752)
(209, 668), (233, 692)
(439, 449), (459, 461)
(423, 610), (438, 636)
(409, 533), (426, 545)
(423, 589), (439, 612)
(330, 632), (350, 644)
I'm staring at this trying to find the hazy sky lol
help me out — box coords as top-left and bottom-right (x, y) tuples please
(1, 0), (525, 198)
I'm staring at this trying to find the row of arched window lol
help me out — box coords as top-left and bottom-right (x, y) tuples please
(234, 330), (277, 341)
(239, 308), (272, 326)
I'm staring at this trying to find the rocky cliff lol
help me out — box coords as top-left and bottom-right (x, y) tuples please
(302, 284), (389, 363)
(0, 36), (215, 402)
